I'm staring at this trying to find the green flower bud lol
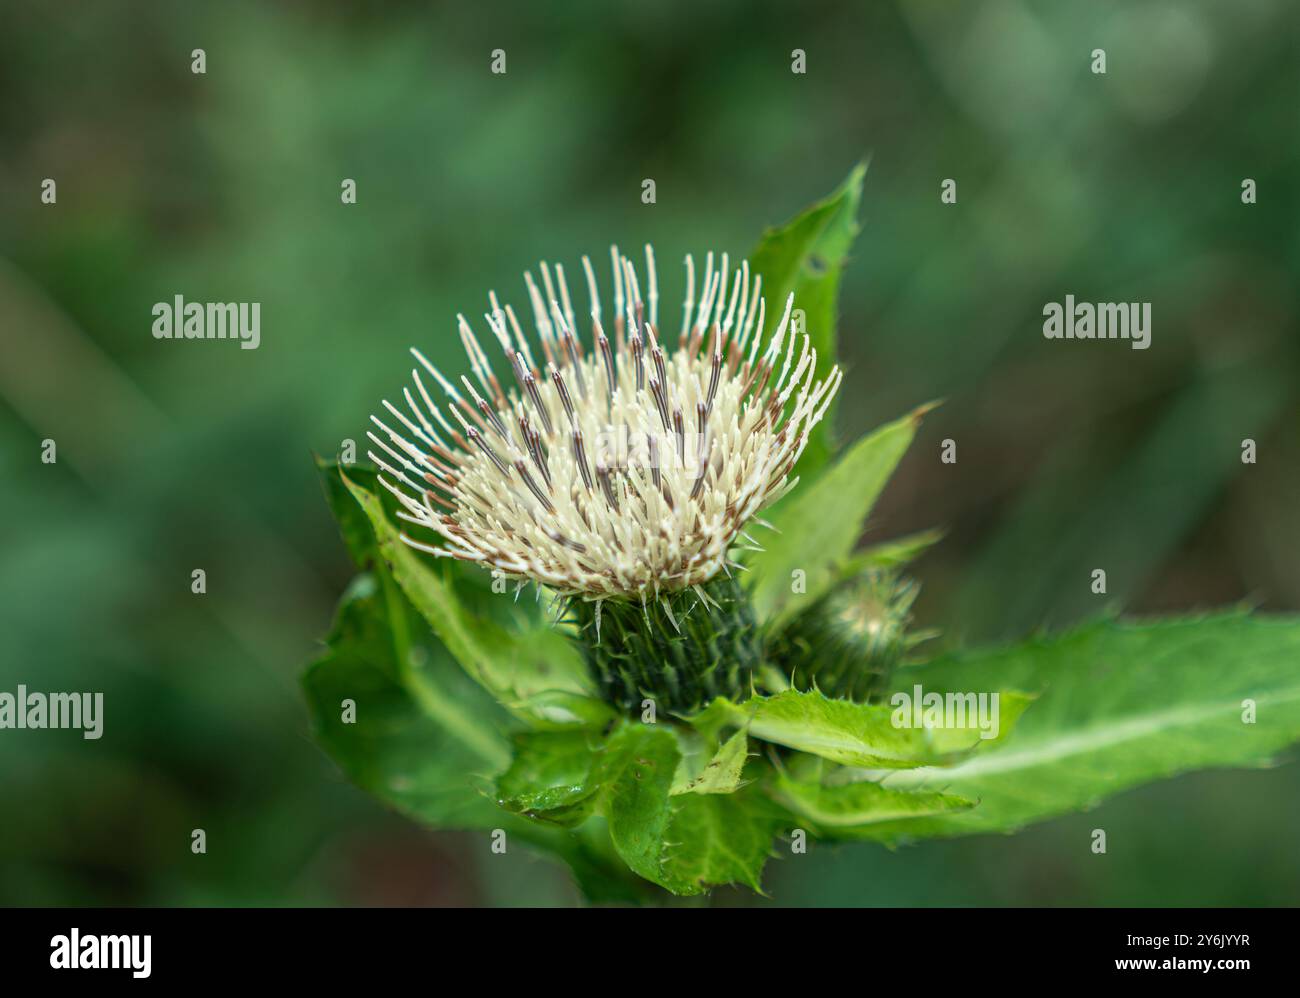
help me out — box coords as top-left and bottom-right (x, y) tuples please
(568, 574), (761, 716)
(769, 571), (921, 702)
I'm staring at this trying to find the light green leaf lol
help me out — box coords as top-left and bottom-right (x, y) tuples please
(596, 722), (779, 896)
(498, 722), (776, 895)
(514, 690), (617, 728)
(840, 527), (944, 576)
(846, 611), (1300, 841)
(749, 405), (931, 626)
(599, 722), (682, 887)
(702, 691), (931, 767)
(659, 788), (781, 894)
(701, 687), (1030, 768)
(671, 730), (749, 796)
(769, 772), (974, 839)
(339, 467), (598, 722)
(886, 686), (1037, 756)
(495, 729), (608, 826)
(749, 163), (866, 481)
(684, 697), (740, 742)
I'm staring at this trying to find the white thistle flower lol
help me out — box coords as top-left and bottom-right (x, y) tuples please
(368, 246), (841, 601)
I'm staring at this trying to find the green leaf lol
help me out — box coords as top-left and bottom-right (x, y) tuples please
(317, 455), (386, 569)
(496, 730), (607, 826)
(513, 690), (618, 729)
(659, 787), (781, 894)
(302, 573), (515, 828)
(671, 730), (749, 796)
(748, 405), (931, 627)
(700, 687), (1030, 768)
(339, 467), (598, 722)
(701, 691), (932, 767)
(497, 722), (776, 895)
(305, 573), (651, 903)
(598, 722), (682, 887)
(684, 697), (740, 742)
(749, 163), (866, 481)
(848, 611), (1300, 841)
(769, 772), (974, 839)
(840, 527), (944, 576)
(886, 686), (1037, 756)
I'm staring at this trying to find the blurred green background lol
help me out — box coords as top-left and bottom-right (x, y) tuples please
(1, 0), (1297, 906)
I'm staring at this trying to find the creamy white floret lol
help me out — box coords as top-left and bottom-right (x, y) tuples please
(368, 247), (841, 600)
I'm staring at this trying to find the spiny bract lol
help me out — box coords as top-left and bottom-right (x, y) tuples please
(367, 246), (840, 604)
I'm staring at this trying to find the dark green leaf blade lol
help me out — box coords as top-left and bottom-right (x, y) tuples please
(749, 163), (866, 481)
(302, 573), (515, 828)
(304, 573), (649, 902)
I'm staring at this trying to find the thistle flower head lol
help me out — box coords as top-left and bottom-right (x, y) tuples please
(368, 246), (841, 601)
